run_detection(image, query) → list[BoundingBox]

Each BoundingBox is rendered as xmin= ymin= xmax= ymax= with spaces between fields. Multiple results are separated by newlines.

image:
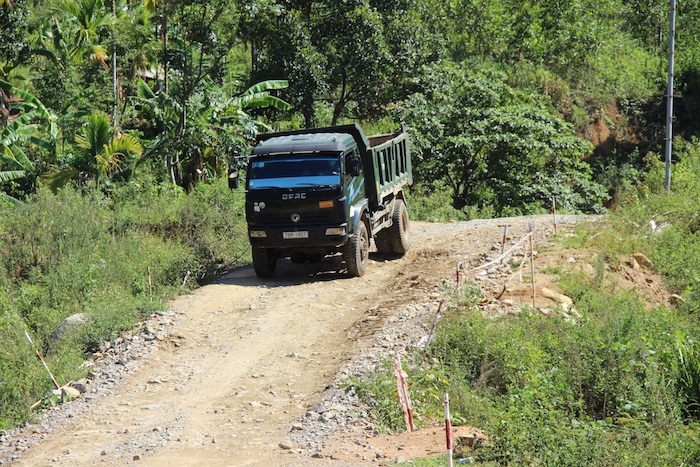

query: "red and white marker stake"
xmin=25 ymin=331 xmax=60 ymax=391
xmin=394 ymin=353 xmax=415 ymax=432
xmin=444 ymin=392 xmax=453 ymax=467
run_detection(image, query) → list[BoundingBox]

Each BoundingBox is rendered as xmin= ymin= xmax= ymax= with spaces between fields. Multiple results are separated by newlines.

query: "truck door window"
xmin=345 ymin=153 xmax=362 ymax=177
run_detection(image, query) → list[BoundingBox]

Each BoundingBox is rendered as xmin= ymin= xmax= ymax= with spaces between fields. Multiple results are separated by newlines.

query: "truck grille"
xmin=256 ymin=212 xmax=334 ymax=227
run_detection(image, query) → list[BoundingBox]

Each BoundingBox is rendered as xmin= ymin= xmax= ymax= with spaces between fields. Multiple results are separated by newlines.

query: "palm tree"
xmin=45 ymin=111 xmax=142 ymax=189
xmin=73 ymin=111 xmax=143 ymax=187
xmin=77 ymin=111 xmax=143 ymax=181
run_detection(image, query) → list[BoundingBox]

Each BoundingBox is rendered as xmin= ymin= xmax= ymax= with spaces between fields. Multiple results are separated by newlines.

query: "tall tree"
xmin=0 ymin=0 xmax=29 ymax=62
xmin=399 ymin=63 xmax=605 ymax=214
xmin=152 ymin=0 xmax=241 ymax=185
xmin=249 ymin=0 xmax=443 ymax=127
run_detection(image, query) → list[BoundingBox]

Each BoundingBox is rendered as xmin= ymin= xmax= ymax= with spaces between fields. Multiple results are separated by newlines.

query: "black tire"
xmin=252 ymin=246 xmax=276 ymax=278
xmin=344 ymin=220 xmax=369 ymax=277
xmin=388 ymin=199 xmax=410 ymax=255
xmin=374 ymin=228 xmax=393 ymax=254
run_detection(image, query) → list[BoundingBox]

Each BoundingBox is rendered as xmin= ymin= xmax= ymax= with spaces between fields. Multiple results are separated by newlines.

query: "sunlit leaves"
xmin=229 ymin=80 xmax=291 ymax=111
xmin=51 ymin=0 xmax=115 ymax=66
xmin=400 ymin=63 xmax=604 ymax=214
xmin=56 ymin=111 xmax=144 ymax=186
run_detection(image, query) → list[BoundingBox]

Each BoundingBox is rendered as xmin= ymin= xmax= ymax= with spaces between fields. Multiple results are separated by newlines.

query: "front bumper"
xmin=248 ymin=223 xmax=349 ymax=248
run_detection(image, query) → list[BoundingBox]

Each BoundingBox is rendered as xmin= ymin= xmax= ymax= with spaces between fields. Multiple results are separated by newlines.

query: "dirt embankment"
xmin=0 ymin=215 xmax=671 ymax=467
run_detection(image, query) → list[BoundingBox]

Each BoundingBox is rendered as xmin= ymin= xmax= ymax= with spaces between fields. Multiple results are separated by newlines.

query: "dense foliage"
xmin=2 ymin=0 xmax=700 ymax=210
xmin=399 ymin=64 xmax=606 ymax=215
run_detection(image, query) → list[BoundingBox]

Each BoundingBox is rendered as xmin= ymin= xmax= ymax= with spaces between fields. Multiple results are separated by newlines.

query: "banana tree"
xmin=134 ymin=78 xmax=291 ymax=187
xmin=50 ymin=0 xmax=115 ymax=66
xmin=0 ymin=79 xmax=56 ymax=202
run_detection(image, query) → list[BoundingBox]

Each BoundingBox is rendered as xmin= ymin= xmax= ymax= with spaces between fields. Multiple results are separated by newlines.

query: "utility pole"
xmin=665 ymin=0 xmax=676 ymax=193
xmin=112 ymin=0 xmax=118 ymax=127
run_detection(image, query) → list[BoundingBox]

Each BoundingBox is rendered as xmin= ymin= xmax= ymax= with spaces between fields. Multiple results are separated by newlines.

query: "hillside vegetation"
xmin=354 ymin=145 xmax=700 ymax=466
xmin=2 ymin=2 xmax=700 ymax=463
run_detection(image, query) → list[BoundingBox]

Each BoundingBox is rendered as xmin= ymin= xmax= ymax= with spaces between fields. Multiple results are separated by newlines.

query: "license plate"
xmin=283 ymin=231 xmax=309 ymax=239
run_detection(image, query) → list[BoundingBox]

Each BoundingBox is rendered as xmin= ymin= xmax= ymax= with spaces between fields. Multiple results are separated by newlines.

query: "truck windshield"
xmin=247 ymin=155 xmax=342 ymax=189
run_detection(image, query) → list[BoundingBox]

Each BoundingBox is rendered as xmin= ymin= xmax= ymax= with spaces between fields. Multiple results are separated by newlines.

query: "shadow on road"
xmin=215 ymin=251 xmax=401 ymax=288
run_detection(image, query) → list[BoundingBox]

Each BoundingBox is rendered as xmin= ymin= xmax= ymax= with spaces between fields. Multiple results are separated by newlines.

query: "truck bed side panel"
xmin=366 ymin=132 xmax=412 ymax=207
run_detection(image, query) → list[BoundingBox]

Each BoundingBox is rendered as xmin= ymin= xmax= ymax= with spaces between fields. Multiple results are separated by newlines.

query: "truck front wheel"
xmin=344 ymin=220 xmax=369 ymax=277
xmin=252 ymin=247 xmax=277 ymax=278
xmin=388 ymin=199 xmax=410 ymax=255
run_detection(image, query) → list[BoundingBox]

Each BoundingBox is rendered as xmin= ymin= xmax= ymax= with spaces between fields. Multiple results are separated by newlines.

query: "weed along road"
xmin=5 ymin=216 xmax=580 ymax=467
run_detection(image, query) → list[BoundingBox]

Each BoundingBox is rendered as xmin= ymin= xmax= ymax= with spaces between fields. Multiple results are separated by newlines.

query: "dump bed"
xmin=366 ymin=130 xmax=412 ymax=207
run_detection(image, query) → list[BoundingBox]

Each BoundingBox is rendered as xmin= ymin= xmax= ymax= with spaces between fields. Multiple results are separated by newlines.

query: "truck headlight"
xmin=325 ymin=227 xmax=346 ymax=236
xmin=249 ymin=230 xmax=267 ymax=238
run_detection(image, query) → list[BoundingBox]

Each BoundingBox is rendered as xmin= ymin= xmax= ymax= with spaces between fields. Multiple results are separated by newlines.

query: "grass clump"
xmin=0 ymin=176 xmax=249 ymax=429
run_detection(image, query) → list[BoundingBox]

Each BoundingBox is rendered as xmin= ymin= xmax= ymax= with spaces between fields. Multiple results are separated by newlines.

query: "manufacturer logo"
xmin=282 ymin=193 xmax=306 ymax=200
xmin=291 ymin=214 xmax=301 ymax=223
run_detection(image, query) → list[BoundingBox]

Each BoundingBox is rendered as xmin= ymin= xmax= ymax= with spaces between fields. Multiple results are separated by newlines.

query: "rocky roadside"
xmin=0 ymin=311 xmax=182 ymax=464
xmin=285 ymin=221 xmax=578 ymax=460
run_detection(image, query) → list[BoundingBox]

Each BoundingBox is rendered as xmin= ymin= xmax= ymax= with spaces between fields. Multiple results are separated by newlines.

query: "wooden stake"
xmin=394 ymin=353 xmax=415 ymax=432
xmin=529 ymin=222 xmax=536 ymax=308
xmin=424 ymin=301 xmax=444 ymax=352
xmin=148 ymin=267 xmax=153 ymax=301
xmin=444 ymin=393 xmax=454 ymax=467
xmin=500 ymin=225 xmax=510 ymax=263
xmin=25 ymin=331 xmax=60 ymax=390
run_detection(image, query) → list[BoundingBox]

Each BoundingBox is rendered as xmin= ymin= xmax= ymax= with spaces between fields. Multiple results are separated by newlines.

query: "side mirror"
xmin=228 ymin=168 xmax=239 ymax=189
xmin=347 ymin=157 xmax=361 ymax=177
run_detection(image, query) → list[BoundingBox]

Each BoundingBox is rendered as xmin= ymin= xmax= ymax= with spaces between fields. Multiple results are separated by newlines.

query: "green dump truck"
xmin=232 ymin=124 xmax=412 ymax=278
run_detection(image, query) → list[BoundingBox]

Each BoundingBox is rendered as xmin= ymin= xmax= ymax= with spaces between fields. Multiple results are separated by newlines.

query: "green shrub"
xmin=406 ymin=182 xmax=471 ymax=222
xmin=0 ymin=176 xmax=250 ymax=429
xmin=353 ymin=273 xmax=698 ymax=465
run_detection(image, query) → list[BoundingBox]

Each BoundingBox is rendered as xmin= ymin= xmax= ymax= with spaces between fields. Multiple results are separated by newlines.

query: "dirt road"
xmin=3 ymin=215 xmax=580 ymax=467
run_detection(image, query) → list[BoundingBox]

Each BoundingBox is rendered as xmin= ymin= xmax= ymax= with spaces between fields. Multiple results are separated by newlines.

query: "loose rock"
xmin=540 ymin=287 xmax=573 ymax=306
xmin=279 ymin=440 xmax=294 ymax=450
xmin=632 ymin=253 xmax=653 ymax=269
xmin=50 ymin=313 xmax=88 ymax=344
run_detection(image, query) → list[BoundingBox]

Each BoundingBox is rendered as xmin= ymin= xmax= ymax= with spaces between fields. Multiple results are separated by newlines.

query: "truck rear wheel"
xmin=388 ymin=199 xmax=410 ymax=255
xmin=252 ymin=246 xmax=277 ymax=278
xmin=344 ymin=220 xmax=369 ymax=277
xmin=374 ymin=229 xmax=393 ymax=254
